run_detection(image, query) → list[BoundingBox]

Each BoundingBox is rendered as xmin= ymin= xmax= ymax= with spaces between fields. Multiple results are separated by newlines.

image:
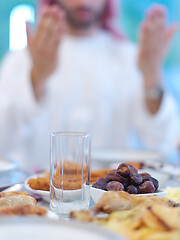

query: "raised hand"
xmin=138 ymin=4 xmax=178 ymax=90
xmin=27 ymin=5 xmax=67 ymax=100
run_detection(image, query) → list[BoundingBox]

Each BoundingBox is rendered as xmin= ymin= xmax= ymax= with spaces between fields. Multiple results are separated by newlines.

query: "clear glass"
xmin=50 ymin=132 xmax=91 ymax=218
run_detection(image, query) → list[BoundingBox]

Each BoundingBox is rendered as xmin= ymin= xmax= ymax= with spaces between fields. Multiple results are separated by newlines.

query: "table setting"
xmin=0 ymin=132 xmax=180 ymax=240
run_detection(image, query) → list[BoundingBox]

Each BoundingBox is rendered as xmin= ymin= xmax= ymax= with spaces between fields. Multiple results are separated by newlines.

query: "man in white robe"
xmin=0 ymin=0 xmax=179 ymax=169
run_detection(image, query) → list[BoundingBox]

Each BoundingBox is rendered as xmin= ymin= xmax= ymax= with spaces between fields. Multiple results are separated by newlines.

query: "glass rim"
xmin=51 ymin=131 xmax=90 ymax=138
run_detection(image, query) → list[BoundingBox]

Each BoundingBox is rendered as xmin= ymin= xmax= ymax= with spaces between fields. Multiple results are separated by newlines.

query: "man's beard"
xmin=58 ymin=4 xmax=105 ymax=29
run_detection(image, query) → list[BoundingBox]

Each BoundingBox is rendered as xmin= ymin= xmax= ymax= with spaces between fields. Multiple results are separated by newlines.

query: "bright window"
xmin=9 ymin=4 xmax=35 ymax=51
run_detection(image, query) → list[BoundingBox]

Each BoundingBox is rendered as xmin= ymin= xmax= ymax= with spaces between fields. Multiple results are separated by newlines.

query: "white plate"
xmin=24 ymin=174 xmax=50 ymax=202
xmin=25 ymin=174 xmax=89 ymax=202
xmin=0 ymin=159 xmax=18 ymax=173
xmin=90 ymin=187 xmax=166 ymax=203
xmin=91 ymin=150 xmax=163 ymax=169
xmin=0 ymin=218 xmax=122 ymax=240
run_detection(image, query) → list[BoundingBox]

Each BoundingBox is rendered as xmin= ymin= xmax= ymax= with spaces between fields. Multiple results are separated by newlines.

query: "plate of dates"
xmin=91 ymin=163 xmax=166 ymax=203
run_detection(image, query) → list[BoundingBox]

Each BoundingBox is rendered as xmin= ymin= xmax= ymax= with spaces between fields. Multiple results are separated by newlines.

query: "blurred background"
xmin=0 ymin=0 xmax=180 ymax=110
xmin=0 ymin=0 xmax=179 ymax=187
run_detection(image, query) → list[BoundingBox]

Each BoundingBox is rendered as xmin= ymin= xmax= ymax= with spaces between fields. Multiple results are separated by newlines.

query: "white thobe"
xmin=0 ymin=31 xmax=179 ymax=169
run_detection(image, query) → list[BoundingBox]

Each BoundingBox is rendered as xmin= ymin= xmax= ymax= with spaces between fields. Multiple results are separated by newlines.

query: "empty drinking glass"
xmin=50 ymin=132 xmax=91 ymax=218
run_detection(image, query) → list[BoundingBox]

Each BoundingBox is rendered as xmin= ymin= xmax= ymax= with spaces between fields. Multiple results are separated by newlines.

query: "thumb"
xmin=165 ymin=23 xmax=179 ymax=43
xmin=26 ymin=21 xmax=33 ymax=47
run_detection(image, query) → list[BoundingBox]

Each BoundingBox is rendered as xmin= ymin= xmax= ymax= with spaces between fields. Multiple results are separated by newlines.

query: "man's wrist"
xmin=31 ymin=67 xmax=46 ymax=84
xmin=145 ymin=86 xmax=164 ymax=100
xmin=143 ymin=70 xmax=164 ymax=100
xmin=31 ymin=67 xmax=46 ymax=100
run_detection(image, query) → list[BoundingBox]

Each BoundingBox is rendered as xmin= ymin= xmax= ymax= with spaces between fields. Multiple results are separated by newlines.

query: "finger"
xmin=36 ymin=15 xmax=65 ymax=56
xmin=39 ymin=5 xmax=49 ymax=17
xmin=33 ymin=4 xmax=66 ymax=55
xmin=45 ymin=21 xmax=61 ymax=44
xmin=44 ymin=16 xmax=67 ymax=52
xmin=147 ymin=5 xmax=166 ymax=29
xmin=146 ymin=4 xmax=166 ymax=20
xmin=153 ymin=15 xmax=166 ymax=50
xmin=46 ymin=27 xmax=61 ymax=53
xmin=34 ymin=9 xmax=60 ymax=43
xmin=36 ymin=5 xmax=65 ymax=36
xmin=42 ymin=4 xmax=65 ymax=20
xmin=26 ymin=21 xmax=32 ymax=47
xmin=146 ymin=9 xmax=166 ymax=52
xmin=35 ymin=16 xmax=56 ymax=49
xmin=50 ymin=5 xmax=66 ymax=19
xmin=146 ymin=4 xmax=166 ymax=41
xmin=147 ymin=4 xmax=167 ymax=36
xmin=165 ymin=23 xmax=179 ymax=43
xmin=140 ymin=22 xmax=154 ymax=51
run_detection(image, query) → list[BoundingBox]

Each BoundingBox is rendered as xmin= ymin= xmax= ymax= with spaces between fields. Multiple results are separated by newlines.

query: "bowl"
xmin=90 ymin=186 xmax=166 ymax=203
xmin=25 ymin=174 xmax=89 ymax=202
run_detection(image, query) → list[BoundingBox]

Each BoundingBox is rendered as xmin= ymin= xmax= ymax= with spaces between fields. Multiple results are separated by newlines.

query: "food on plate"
xmin=91 ymin=191 xmax=180 ymax=214
xmin=0 ymin=191 xmax=29 ymax=198
xmin=28 ymin=176 xmax=50 ymax=191
xmin=0 ymin=195 xmax=36 ymax=207
xmin=105 ymin=205 xmax=180 ymax=240
xmin=0 ymin=191 xmax=36 ymax=207
xmin=92 ymin=178 xmax=107 ymax=191
xmin=71 ymin=191 xmax=180 ymax=240
xmin=0 ymin=205 xmax=47 ymax=216
xmin=166 ymin=187 xmax=180 ymax=203
xmin=137 ymin=181 xmax=155 ymax=194
xmin=27 ymin=162 xmax=145 ymax=193
xmin=27 ymin=162 xmax=112 ymax=191
xmin=0 ymin=191 xmax=47 ymax=216
xmin=107 ymin=181 xmax=124 ymax=191
xmin=140 ymin=172 xmax=151 ymax=182
xmin=106 ymin=170 xmax=129 ymax=187
xmin=126 ymin=185 xmax=138 ymax=194
xmin=91 ymin=168 xmax=112 ymax=184
xmin=52 ymin=175 xmax=83 ymax=190
xmin=28 ymin=174 xmax=87 ymax=191
xmin=92 ymin=163 xmax=159 ymax=194
xmin=117 ymin=163 xmax=131 ymax=177
xmin=52 ymin=164 xmax=88 ymax=190
xmin=129 ymin=172 xmax=143 ymax=185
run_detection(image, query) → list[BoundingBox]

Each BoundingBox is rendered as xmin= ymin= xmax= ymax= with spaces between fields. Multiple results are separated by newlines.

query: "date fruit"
xmin=106 ymin=170 xmax=129 ymax=187
xmin=92 ymin=163 xmax=159 ymax=195
xmin=150 ymin=177 xmax=159 ymax=191
xmin=92 ymin=182 xmax=99 ymax=189
xmin=140 ymin=173 xmax=152 ymax=182
xmin=129 ymin=165 xmax=138 ymax=174
xmin=129 ymin=173 xmax=143 ymax=186
xmin=117 ymin=163 xmax=130 ymax=177
xmin=138 ymin=181 xmax=155 ymax=194
xmin=126 ymin=185 xmax=138 ymax=194
xmin=95 ymin=178 xmax=107 ymax=190
xmin=107 ymin=181 xmax=124 ymax=191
